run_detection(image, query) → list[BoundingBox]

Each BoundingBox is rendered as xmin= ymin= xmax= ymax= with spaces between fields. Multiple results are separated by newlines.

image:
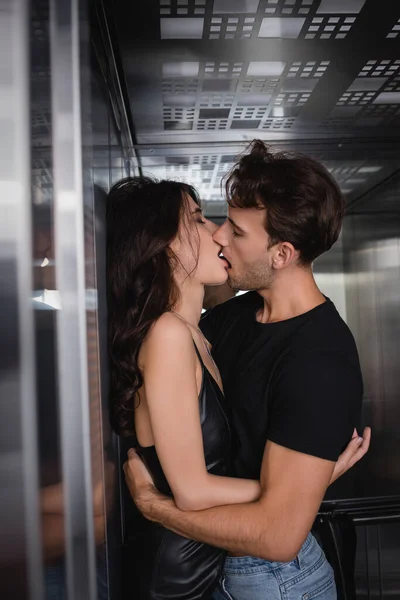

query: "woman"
xmin=106 ymin=177 xmax=260 ymax=599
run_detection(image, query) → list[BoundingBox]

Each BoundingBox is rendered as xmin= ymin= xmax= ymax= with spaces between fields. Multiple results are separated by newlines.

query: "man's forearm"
xmin=145 ymin=490 xmax=290 ymax=562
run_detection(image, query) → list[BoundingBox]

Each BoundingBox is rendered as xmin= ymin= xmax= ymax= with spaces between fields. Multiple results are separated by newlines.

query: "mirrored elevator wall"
xmin=343 ymin=172 xmax=400 ymax=500
xmin=314 ymin=167 xmax=400 ymax=501
xmin=342 ymin=173 xmax=400 ymax=599
xmin=314 ymin=169 xmax=400 ymax=599
xmin=312 ymin=167 xmax=400 ymax=493
xmin=29 ymin=1 xmax=132 ymax=599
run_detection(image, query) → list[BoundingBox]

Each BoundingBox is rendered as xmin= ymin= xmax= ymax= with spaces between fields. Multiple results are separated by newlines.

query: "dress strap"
xmin=192 ymin=337 xmax=205 ymax=367
xmin=170 ymin=310 xmax=205 ymax=367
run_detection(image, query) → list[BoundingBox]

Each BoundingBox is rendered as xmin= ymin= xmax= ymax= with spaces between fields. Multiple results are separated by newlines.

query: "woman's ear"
xmin=168 ymin=234 xmax=181 ymax=256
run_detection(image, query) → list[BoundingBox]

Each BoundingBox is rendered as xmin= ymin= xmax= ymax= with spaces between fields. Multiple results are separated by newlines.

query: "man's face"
xmin=213 ymin=206 xmax=275 ymax=291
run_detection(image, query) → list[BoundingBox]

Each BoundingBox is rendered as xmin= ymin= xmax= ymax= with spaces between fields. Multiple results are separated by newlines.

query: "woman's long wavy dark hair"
xmin=106 ymin=176 xmax=201 ymax=437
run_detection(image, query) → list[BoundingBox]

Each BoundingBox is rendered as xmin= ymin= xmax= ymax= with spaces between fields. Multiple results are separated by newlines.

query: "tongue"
xmin=220 ymin=256 xmax=231 ymax=267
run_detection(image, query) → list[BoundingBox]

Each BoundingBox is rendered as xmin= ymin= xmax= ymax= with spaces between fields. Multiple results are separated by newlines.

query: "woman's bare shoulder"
xmin=143 ymin=312 xmax=193 ymax=354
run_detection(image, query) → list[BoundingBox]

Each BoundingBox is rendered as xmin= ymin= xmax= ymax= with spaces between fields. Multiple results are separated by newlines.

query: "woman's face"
xmin=171 ymin=195 xmax=229 ymax=287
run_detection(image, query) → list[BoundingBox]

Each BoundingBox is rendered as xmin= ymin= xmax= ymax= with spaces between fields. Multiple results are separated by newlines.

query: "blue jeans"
xmin=212 ymin=533 xmax=336 ymax=600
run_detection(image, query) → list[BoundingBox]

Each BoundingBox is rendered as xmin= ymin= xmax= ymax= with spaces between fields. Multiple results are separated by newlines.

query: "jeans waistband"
xmin=223 ymin=532 xmax=314 ymax=573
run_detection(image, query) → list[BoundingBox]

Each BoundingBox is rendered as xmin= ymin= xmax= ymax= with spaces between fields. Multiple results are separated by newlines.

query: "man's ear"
xmin=272 ymin=242 xmax=299 ymax=269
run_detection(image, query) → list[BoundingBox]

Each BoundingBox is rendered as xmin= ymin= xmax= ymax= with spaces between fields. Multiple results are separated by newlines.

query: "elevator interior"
xmin=111 ymin=2 xmax=400 ymax=597
xmin=1 ymin=0 xmax=399 ymax=599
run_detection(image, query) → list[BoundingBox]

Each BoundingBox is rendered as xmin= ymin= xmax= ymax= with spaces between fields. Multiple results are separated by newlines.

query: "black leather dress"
xmin=133 ymin=344 xmax=232 ymax=600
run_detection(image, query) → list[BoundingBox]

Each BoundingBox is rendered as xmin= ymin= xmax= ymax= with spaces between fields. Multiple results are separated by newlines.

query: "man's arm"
xmin=124 ymin=429 xmax=370 ymax=562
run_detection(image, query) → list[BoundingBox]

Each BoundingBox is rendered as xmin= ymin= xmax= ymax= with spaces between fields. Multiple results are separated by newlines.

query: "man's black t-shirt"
xmin=200 ymin=292 xmax=363 ymax=479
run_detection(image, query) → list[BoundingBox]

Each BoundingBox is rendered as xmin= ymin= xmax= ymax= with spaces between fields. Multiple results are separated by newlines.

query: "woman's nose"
xmin=206 ymin=219 xmax=219 ymax=235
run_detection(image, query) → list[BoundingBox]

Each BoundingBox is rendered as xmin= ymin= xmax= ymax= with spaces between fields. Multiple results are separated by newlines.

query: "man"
xmin=124 ymin=140 xmax=371 ymax=599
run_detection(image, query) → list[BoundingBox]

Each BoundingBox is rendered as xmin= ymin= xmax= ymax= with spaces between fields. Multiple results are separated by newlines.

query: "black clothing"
xmin=134 ymin=344 xmax=231 ymax=600
xmin=200 ymin=292 xmax=363 ymax=480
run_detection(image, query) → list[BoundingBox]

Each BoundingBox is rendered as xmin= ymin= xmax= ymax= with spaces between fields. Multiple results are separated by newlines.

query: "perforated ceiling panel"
xmin=113 ymin=0 xmax=400 ymax=214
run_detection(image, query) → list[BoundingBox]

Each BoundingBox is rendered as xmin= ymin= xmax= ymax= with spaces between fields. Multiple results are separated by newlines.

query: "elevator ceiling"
xmin=111 ymin=1 xmax=400 ymax=216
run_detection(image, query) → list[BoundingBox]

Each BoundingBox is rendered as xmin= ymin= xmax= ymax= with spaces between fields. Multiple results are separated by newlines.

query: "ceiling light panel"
xmin=317 ymin=0 xmax=366 ymax=14
xmin=161 ymin=56 xmax=331 ymax=132
xmin=258 ymin=17 xmax=306 ymax=38
xmin=327 ymin=60 xmax=400 ymax=128
xmin=160 ymin=17 xmax=204 ymax=38
xmin=386 ymin=17 xmax=400 ymax=39
xmin=305 ymin=15 xmax=356 ymax=39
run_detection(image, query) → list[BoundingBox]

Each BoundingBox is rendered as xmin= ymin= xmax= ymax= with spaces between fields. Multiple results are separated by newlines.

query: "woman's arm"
xmin=140 ymin=313 xmax=261 ymax=511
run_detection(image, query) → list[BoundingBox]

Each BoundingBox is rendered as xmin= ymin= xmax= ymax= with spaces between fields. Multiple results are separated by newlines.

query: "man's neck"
xmin=256 ymin=269 xmax=326 ymax=324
